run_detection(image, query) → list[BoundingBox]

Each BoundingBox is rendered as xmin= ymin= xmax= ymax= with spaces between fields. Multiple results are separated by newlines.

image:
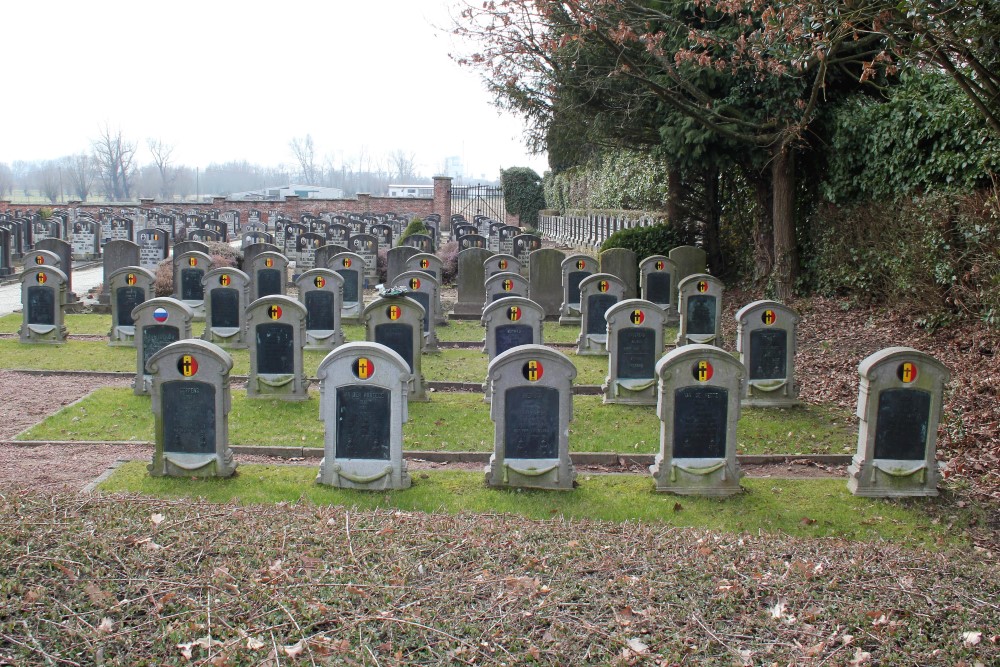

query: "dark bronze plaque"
xmin=337 ymin=269 xmax=359 ymax=302
xmin=210 ymin=288 xmax=240 ymax=329
xmin=749 ymin=329 xmax=787 ymax=380
xmin=142 ymin=324 xmax=179 ymax=371
xmin=495 ymin=324 xmax=533 ymax=356
xmin=305 ymin=291 xmax=335 ymax=331
xmin=566 ymin=270 xmax=589 ymax=304
xmin=375 ymin=322 xmax=414 ymax=372
xmin=646 ymin=272 xmax=671 ymax=304
xmin=504 ymin=385 xmax=559 ymax=459
xmin=336 ymin=386 xmax=391 ymax=459
xmin=586 ymin=294 xmax=617 ymax=335
xmin=686 ymin=295 xmax=716 ymax=335
xmin=256 ymin=268 xmax=282 ymax=299
xmin=255 ymin=323 xmax=294 ymax=374
xmin=115 ymin=286 xmax=145 ymax=327
xmin=874 ymin=388 xmax=930 ymax=460
xmin=162 ymin=381 xmax=216 ymax=454
xmin=27 ymin=286 xmax=55 ymax=325
xmin=180 ymin=268 xmax=204 ymax=300
xmin=673 ymin=386 xmax=728 ymax=458
xmin=616 ymin=328 xmax=656 ymax=380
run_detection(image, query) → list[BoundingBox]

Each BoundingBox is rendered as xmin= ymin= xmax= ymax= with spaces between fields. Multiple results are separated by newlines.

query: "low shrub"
xmin=599 ymin=222 xmax=687 ymax=261
xmin=438 ymin=241 xmax=459 ymax=285
xmin=153 ymin=259 xmax=173 ymax=297
xmin=398 ymin=218 xmax=428 ymax=245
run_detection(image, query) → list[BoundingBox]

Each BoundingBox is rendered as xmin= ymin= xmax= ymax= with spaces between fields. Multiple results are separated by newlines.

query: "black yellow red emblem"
xmin=36 ymin=272 xmax=47 ymax=284
xmin=522 ymin=359 xmax=544 ymax=381
xmin=498 ymin=259 xmax=507 ymax=269
xmin=126 ymin=273 xmax=137 ymax=286
xmin=267 ymin=304 xmax=282 ymax=320
xmin=219 ymin=274 xmax=231 ymax=287
xmin=897 ymin=362 xmax=918 ymax=383
xmin=264 ymin=257 xmax=274 ymax=268
xmin=502 ymin=279 xmax=514 ymax=291
xmin=507 ymin=306 xmax=522 ymax=321
xmin=420 ymin=258 xmax=430 ymax=269
xmin=693 ymin=360 xmax=714 ymax=382
xmin=697 ymin=280 xmax=709 ymax=293
xmin=387 ymin=304 xmax=402 ymax=320
xmin=178 ymin=354 xmax=198 ymax=377
xmin=409 ymin=277 xmax=421 ymax=289
xmin=314 ymin=275 xmax=326 ymax=288
xmin=762 ymin=309 xmax=776 ymax=325
xmin=343 ymin=258 xmax=352 ymax=268
xmin=576 ymin=259 xmax=586 ymax=269
xmin=598 ymin=280 xmax=609 ymax=292
xmin=188 ymin=257 xmax=198 ymax=267
xmin=34 ymin=255 xmax=44 ymax=265
xmin=630 ymin=309 xmax=645 ymax=325
xmin=352 ymin=357 xmax=374 ymax=380
xmin=655 ymin=260 xmax=665 ymax=270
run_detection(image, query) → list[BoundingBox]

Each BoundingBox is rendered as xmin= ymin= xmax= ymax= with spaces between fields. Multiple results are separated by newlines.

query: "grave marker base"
xmin=602 ymin=378 xmax=658 ymax=405
xmin=846 ymin=458 xmax=940 ymax=497
xmin=485 ymin=456 xmax=576 ymax=490
xmin=649 ymin=456 xmax=743 ymax=496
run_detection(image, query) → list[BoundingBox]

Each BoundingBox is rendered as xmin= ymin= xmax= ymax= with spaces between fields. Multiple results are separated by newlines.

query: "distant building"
xmin=228 ymin=184 xmax=345 ymax=201
xmin=387 ymin=184 xmax=434 ymax=198
xmin=444 ymin=156 xmax=463 ymax=180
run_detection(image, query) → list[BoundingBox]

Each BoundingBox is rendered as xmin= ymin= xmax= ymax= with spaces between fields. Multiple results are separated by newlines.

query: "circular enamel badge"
xmin=188 ymin=257 xmax=198 ymax=267
xmin=655 ymin=260 xmax=665 ymax=270
xmin=692 ymin=360 xmax=714 ymax=382
xmin=897 ymin=362 xmax=918 ymax=383
xmin=264 ymin=257 xmax=274 ymax=268
xmin=314 ymin=275 xmax=326 ymax=288
xmin=219 ymin=274 xmax=231 ymax=287
xmin=502 ymin=279 xmax=514 ymax=292
xmin=387 ymin=304 xmax=402 ymax=320
xmin=697 ymin=280 xmax=709 ymax=293
xmin=598 ymin=280 xmax=610 ymax=292
xmin=420 ymin=258 xmax=430 ymax=269
xmin=522 ymin=360 xmax=544 ymax=381
xmin=630 ymin=309 xmax=645 ymax=325
xmin=409 ymin=277 xmax=421 ymax=290
xmin=498 ymin=259 xmax=508 ymax=270
xmin=507 ymin=306 xmax=522 ymax=321
xmin=267 ymin=304 xmax=282 ymax=320
xmin=343 ymin=258 xmax=352 ymax=268
xmin=153 ymin=307 xmax=169 ymax=323
xmin=762 ymin=309 xmax=777 ymax=326
xmin=34 ymin=255 xmax=45 ymax=265
xmin=178 ymin=354 xmax=199 ymax=377
xmin=36 ymin=272 xmax=47 ymax=284
xmin=576 ymin=259 xmax=586 ymax=269
xmin=352 ymin=357 xmax=375 ymax=380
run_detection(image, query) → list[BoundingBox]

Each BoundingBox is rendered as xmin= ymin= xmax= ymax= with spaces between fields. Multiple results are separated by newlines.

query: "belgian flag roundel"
xmin=219 ymin=274 xmax=231 ymax=287
xmin=420 ymin=258 xmax=430 ymax=269
xmin=692 ymin=360 xmax=714 ymax=382
xmin=264 ymin=257 xmax=274 ymax=268
xmin=34 ymin=255 xmax=44 ymax=265
xmin=897 ymin=362 xmax=918 ymax=383
xmin=314 ymin=275 xmax=326 ymax=288
xmin=522 ymin=359 xmax=544 ymax=381
xmin=126 ymin=273 xmax=137 ymax=286
xmin=387 ymin=304 xmax=402 ymax=320
xmin=267 ymin=304 xmax=282 ymax=320
xmin=409 ymin=277 xmax=421 ymax=290
xmin=655 ymin=260 xmax=665 ymax=270
xmin=598 ymin=280 xmax=609 ymax=292
xmin=630 ymin=309 xmax=645 ymax=325
xmin=352 ymin=356 xmax=375 ymax=380
xmin=498 ymin=259 xmax=508 ymax=270
xmin=343 ymin=258 xmax=352 ymax=268
xmin=507 ymin=305 xmax=522 ymax=321
xmin=36 ymin=272 xmax=47 ymax=284
xmin=576 ymin=259 xmax=586 ymax=269
xmin=178 ymin=354 xmax=198 ymax=377
xmin=502 ymin=279 xmax=514 ymax=292
xmin=762 ymin=309 xmax=777 ymax=326
xmin=697 ymin=280 xmax=709 ymax=293
xmin=188 ymin=256 xmax=198 ymax=267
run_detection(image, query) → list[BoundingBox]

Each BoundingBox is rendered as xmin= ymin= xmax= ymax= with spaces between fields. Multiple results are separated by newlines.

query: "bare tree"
xmin=92 ymin=124 xmax=138 ymax=201
xmin=64 ymin=153 xmax=94 ymax=202
xmin=38 ymin=161 xmax=62 ymax=203
xmin=0 ymin=162 xmax=12 ymax=198
xmin=147 ymin=139 xmax=177 ymax=199
xmin=388 ymin=149 xmax=417 ymax=182
xmin=289 ymin=134 xmax=318 ymax=184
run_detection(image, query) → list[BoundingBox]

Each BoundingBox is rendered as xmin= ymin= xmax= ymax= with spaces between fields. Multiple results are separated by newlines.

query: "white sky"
xmin=2 ymin=0 xmax=548 ymax=181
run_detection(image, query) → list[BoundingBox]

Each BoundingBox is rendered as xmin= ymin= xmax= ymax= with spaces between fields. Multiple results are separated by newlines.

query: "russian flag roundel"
xmin=153 ymin=307 xmax=169 ymax=323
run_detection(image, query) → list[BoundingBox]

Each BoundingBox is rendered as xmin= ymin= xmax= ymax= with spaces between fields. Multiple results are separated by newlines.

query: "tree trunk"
xmin=752 ymin=172 xmax=774 ymax=287
xmin=666 ymin=164 xmax=682 ymax=232
xmin=771 ymin=143 xmax=799 ymax=301
xmin=702 ymin=167 xmax=724 ymax=275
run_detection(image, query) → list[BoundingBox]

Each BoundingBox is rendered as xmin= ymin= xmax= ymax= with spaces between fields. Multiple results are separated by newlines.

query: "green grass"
xmin=98 ymin=461 xmax=965 ymax=548
xmin=17 ymin=387 xmax=854 ymax=455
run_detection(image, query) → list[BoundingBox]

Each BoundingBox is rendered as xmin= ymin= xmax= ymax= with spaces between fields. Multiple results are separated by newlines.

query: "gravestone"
xmin=70 ymin=220 xmax=101 ymax=260
xmin=454 ymin=223 xmax=477 ymax=240
xmin=245 ymin=295 xmax=310 ymax=400
xmin=403 ymin=253 xmax=443 ymax=285
xmin=315 ymin=244 xmax=348 ymax=273
xmin=669 ymin=245 xmax=708 ymax=285
xmin=512 ymin=234 xmax=542 ymax=276
xmin=35 ymin=238 xmax=75 ymax=301
xmin=136 ymin=228 xmax=170 ymax=271
xmin=248 ymin=250 xmax=288 ymax=301
xmin=283 ymin=222 xmax=307 ymax=259
xmin=639 ymin=255 xmax=679 ymax=325
xmin=391 ymin=271 xmax=442 ymax=352
xmin=676 ymin=274 xmax=724 ymax=346
xmin=0 ymin=227 xmax=11 ymax=277
xmin=576 ymin=273 xmax=627 ymax=355
xmin=485 ymin=345 xmax=577 ymax=490
xmin=599 ymin=248 xmax=638 ymax=299
xmin=481 ymin=296 xmax=545 ymax=360
xmin=386 ymin=246 xmax=419 ymax=285
xmin=458 ymin=233 xmax=488 ymax=251
xmin=171 ymin=240 xmax=210 ymax=293
xmin=735 ymin=300 xmax=800 ymax=407
xmin=484 ymin=254 xmax=521 ymax=281
xmin=173 ymin=251 xmax=214 ymax=319
xmin=100 ymin=240 xmax=140 ymax=305
xmin=316 ymin=342 xmax=412 ymax=490
xmin=132 ymin=297 xmax=195 ymax=395
xmin=331 ymin=252 xmax=366 ymax=320
xmin=527 ymin=248 xmax=564 ymax=320
xmin=295 ymin=268 xmax=345 ymax=350
xmin=19 ymin=266 xmax=68 ymax=344
xmin=370 ymin=223 xmax=393 ymax=253
xmin=242 ymin=230 xmax=274 ymax=248
xmin=485 ymin=271 xmax=528 ymax=305
xmin=848 ymin=348 xmax=950 ymax=497
xmin=326 ymin=222 xmax=350 ymax=247
xmin=295 ymin=232 xmax=325 ymax=271
xmin=452 ymin=247 xmax=493 ymax=318
xmin=603 ymin=299 xmax=667 ymax=405
xmin=187 ymin=228 xmax=220 ymax=243
xmin=349 ymin=233 xmax=379 ymax=286
xmin=202 ymin=267 xmax=250 ymax=349
xmin=108 ymin=266 xmax=155 ymax=346
xmin=109 ymin=217 xmax=134 ymax=242
xmin=147 ymin=339 xmax=236 ymax=478
xmin=558 ymin=254 xmax=596 ymax=325
xmin=27 ymin=249 xmax=61 ymax=268
xmin=362 ymin=296 xmax=427 ymax=401
xmin=403 ymin=233 xmax=434 ymax=253
xmin=498 ymin=225 xmax=520 ymax=256
xmin=650 ymin=344 xmax=745 ymax=495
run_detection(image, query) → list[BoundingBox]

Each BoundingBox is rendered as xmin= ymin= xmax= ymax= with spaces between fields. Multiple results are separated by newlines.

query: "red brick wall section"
xmin=433 ymin=176 xmax=452 ymax=224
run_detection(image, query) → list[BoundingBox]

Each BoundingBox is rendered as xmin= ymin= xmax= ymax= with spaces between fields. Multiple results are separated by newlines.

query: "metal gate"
xmin=451 ymin=184 xmax=506 ymax=222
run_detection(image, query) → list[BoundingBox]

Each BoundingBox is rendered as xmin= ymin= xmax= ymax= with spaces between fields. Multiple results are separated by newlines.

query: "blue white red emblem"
xmin=153 ymin=307 xmax=169 ymax=323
